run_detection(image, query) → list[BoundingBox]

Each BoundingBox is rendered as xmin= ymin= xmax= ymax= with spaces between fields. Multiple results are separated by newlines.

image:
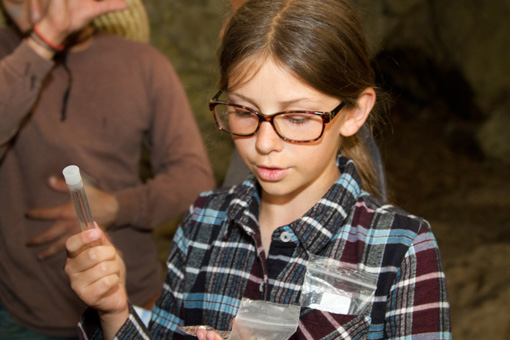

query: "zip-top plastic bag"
xmin=300 ymin=254 xmax=378 ymax=315
xmin=229 ymin=298 xmax=301 ymax=340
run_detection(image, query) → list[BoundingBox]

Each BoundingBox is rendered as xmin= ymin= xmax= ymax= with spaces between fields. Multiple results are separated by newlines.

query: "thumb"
xmin=91 ymin=223 xmax=118 ymax=251
xmin=98 ymin=224 xmax=114 ymax=247
xmin=48 ymin=176 xmax=69 ymax=192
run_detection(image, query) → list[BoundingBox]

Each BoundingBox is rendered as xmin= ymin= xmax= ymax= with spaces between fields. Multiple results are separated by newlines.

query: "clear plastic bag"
xmin=228 ymin=298 xmax=301 ymax=340
xmin=300 ymin=254 xmax=377 ymax=315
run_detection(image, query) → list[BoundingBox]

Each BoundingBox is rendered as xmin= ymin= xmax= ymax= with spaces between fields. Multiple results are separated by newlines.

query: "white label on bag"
xmin=309 ymin=292 xmax=352 ymax=314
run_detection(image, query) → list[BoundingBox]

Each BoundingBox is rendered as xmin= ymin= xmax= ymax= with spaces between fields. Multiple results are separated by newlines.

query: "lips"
xmin=256 ymin=165 xmax=289 ymax=181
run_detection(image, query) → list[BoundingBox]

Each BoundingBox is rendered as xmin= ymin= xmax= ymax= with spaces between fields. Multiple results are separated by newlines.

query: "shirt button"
xmin=280 ymin=231 xmax=292 ymax=242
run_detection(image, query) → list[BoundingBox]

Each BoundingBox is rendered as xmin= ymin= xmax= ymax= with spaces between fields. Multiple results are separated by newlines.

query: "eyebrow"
xmin=227 ymin=93 xmax=320 ymax=110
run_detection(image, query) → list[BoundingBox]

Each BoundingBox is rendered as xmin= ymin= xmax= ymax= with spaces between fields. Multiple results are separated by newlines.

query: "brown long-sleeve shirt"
xmin=0 ymin=27 xmax=215 ymax=337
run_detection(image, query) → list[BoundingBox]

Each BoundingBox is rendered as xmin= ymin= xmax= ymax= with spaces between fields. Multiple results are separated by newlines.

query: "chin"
xmin=258 ymin=179 xmax=299 ymax=199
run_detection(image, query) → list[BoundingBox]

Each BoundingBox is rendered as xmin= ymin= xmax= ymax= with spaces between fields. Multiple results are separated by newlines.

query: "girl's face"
xmin=230 ymin=58 xmax=348 ymax=205
xmin=1 ymin=0 xmax=47 ymax=33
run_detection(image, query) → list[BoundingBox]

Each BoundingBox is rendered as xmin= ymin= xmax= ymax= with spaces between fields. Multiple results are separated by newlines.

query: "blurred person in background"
xmin=0 ymin=0 xmax=214 ymax=339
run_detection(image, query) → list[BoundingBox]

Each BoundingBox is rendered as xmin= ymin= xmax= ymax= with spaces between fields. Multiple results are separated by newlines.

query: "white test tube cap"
xmin=62 ymin=165 xmax=84 ymax=190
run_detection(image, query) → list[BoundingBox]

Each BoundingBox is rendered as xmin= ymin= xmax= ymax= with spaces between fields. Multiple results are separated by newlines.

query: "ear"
xmin=339 ymin=88 xmax=376 ymax=137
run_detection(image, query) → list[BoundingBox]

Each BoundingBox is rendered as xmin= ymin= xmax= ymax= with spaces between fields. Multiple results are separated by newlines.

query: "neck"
xmin=259 ymin=191 xmax=318 ymax=233
xmin=258 ymin=164 xmax=341 ymax=237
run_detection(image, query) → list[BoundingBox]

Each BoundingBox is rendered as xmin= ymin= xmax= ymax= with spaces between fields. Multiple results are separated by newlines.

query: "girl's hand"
xmin=196 ymin=328 xmax=226 ymax=340
xmin=65 ymin=227 xmax=130 ymax=334
xmin=27 ymin=177 xmax=119 ymax=260
xmin=195 ymin=318 xmax=236 ymax=340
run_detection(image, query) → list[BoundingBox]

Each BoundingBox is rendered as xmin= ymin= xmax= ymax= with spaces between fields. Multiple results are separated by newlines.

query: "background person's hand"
xmin=26 ymin=176 xmax=119 ymax=260
xmin=33 ymin=0 xmax=128 ymax=44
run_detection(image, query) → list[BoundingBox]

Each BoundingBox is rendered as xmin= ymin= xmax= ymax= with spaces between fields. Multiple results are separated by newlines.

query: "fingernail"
xmin=88 ymin=228 xmax=101 ymax=239
xmin=197 ymin=332 xmax=204 ymax=340
xmin=48 ymin=176 xmax=57 ymax=184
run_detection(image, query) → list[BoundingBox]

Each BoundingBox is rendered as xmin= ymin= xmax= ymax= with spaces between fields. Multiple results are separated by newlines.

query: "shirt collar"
xmin=222 ymin=155 xmax=364 ymax=253
xmin=291 ymin=156 xmax=363 ymax=254
xmin=221 ymin=174 xmax=260 ymax=239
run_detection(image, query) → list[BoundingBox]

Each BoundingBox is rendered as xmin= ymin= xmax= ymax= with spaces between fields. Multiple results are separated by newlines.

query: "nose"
xmin=255 ymin=121 xmax=283 ymax=154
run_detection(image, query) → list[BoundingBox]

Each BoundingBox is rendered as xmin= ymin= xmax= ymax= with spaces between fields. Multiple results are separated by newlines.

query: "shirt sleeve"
xmin=77 ymin=208 xmax=195 ymax=339
xmin=112 ymin=52 xmax=215 ymax=230
xmin=385 ymin=221 xmax=452 ymax=339
xmin=78 ymin=305 xmax=152 ymax=340
xmin=0 ymin=39 xmax=54 ymax=158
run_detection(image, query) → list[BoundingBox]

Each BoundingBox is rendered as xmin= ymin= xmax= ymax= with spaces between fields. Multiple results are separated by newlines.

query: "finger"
xmin=196 ymin=329 xmax=226 ymax=340
xmin=196 ymin=329 xmax=206 ymax=340
xmin=65 ymin=227 xmax=103 ymax=257
xmin=98 ymin=226 xmax=116 ymax=248
xmin=27 ymin=220 xmax=77 ymax=246
xmin=36 ymin=234 xmax=68 ymax=260
xmin=26 ymin=205 xmax=64 ymax=220
xmin=48 ymin=176 xmax=69 ymax=192
xmin=71 ymin=271 xmax=121 ymax=308
xmin=67 ymin=250 xmax=120 ymax=287
xmin=37 ymin=237 xmax=66 ymax=261
xmin=29 ymin=0 xmax=43 ymax=23
xmin=65 ymin=244 xmax=118 ymax=274
xmin=77 ymin=0 xmax=128 ymax=22
xmin=206 ymin=330 xmax=224 ymax=340
xmin=94 ymin=0 xmax=128 ymax=13
xmin=67 ymin=247 xmax=122 ymax=289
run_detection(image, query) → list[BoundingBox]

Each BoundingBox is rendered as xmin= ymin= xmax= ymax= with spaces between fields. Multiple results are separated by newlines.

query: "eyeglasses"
xmin=209 ymin=90 xmax=345 ymax=143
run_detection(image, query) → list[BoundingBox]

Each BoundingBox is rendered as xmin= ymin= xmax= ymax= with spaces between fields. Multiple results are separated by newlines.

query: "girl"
xmin=65 ymin=0 xmax=451 ymax=339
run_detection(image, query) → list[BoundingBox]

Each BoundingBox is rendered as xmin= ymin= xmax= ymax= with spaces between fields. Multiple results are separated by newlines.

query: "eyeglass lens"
xmin=213 ymin=104 xmax=324 ymax=142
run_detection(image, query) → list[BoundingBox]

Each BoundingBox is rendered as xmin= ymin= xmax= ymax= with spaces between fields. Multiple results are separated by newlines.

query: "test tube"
xmin=62 ymin=165 xmax=95 ymax=231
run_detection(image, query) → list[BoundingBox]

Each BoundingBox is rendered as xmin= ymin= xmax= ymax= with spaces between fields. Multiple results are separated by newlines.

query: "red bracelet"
xmin=32 ymin=25 xmax=64 ymax=52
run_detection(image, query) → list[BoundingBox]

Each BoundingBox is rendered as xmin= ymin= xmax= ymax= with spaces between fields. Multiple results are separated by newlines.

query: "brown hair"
xmin=219 ymin=0 xmax=385 ymax=199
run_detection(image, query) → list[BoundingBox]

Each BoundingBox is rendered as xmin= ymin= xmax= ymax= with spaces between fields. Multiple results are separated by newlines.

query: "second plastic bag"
xmin=300 ymin=254 xmax=378 ymax=315
xmin=229 ymin=298 xmax=301 ymax=340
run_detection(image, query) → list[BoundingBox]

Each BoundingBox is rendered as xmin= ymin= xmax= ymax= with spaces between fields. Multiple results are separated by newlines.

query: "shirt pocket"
xmin=291 ymin=308 xmax=371 ymax=340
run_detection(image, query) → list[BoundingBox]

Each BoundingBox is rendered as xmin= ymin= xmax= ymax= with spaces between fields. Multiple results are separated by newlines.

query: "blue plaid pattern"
xmin=79 ymin=156 xmax=451 ymax=340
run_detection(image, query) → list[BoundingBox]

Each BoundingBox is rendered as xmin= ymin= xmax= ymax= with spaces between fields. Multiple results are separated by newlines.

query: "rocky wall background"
xmin=143 ymin=0 xmax=234 ymax=183
xmin=143 ymin=0 xmax=510 ymax=177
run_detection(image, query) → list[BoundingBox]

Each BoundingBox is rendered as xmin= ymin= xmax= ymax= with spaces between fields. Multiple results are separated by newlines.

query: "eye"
xmin=281 ymin=113 xmax=314 ymax=125
xmin=230 ymin=107 xmax=255 ymax=118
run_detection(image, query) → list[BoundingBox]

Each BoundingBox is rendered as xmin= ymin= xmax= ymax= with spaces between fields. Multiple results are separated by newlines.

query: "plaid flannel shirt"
xmin=80 ymin=156 xmax=451 ymax=340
